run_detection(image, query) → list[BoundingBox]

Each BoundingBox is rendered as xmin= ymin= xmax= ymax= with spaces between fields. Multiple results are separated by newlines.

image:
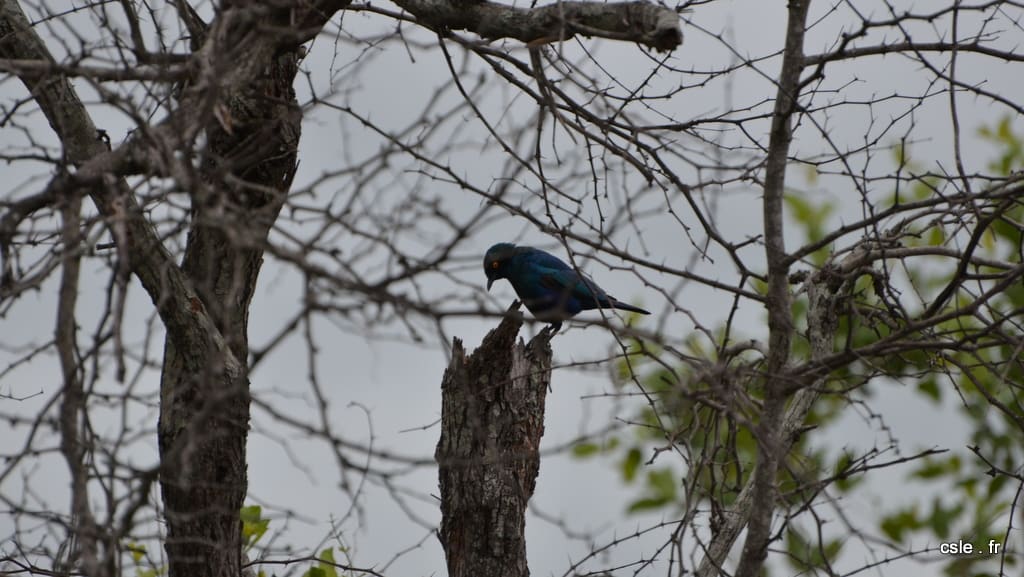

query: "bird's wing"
xmin=521 ymin=247 xmax=573 ymax=271
xmin=538 ymin=267 xmax=608 ymax=301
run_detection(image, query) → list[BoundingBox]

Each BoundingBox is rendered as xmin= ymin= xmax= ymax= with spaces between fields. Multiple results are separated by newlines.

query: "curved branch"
xmin=0 ymin=0 xmax=241 ymax=375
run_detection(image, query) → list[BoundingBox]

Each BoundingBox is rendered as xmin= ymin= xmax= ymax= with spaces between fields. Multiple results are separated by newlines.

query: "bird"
xmin=483 ymin=242 xmax=650 ymax=332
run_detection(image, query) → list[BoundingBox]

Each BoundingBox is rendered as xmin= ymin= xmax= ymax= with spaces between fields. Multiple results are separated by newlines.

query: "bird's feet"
xmin=540 ymin=321 xmax=562 ymax=337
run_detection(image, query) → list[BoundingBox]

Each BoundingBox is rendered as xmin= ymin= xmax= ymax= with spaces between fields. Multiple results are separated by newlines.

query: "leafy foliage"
xmin=576 ymin=117 xmax=1024 ymax=575
xmin=241 ymin=505 xmax=271 ymax=552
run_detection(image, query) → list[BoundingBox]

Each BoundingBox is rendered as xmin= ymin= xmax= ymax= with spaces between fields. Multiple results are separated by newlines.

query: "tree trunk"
xmin=157 ymin=43 xmax=302 ymax=577
xmin=436 ymin=309 xmax=553 ymax=577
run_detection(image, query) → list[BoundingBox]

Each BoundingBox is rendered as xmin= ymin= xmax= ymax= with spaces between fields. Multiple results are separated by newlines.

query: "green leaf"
xmin=126 ymin=543 xmax=146 ymax=564
xmin=317 ymin=548 xmax=339 ymax=577
xmin=832 ymin=452 xmax=862 ymax=492
xmin=988 ymin=473 xmax=1008 ymax=497
xmin=302 ymin=549 xmax=340 ymax=577
xmin=240 ymin=505 xmax=262 ymax=523
xmin=647 ymin=468 xmax=677 ymax=500
xmin=621 ymin=448 xmax=643 ymax=482
xmin=997 ymin=115 xmax=1012 ymax=140
xmin=785 ymin=527 xmax=811 ymax=570
xmin=916 ymin=379 xmax=941 ymax=403
xmin=893 ymin=141 xmax=908 ymax=165
xmin=823 ymin=539 xmax=843 ymax=562
xmin=627 ymin=496 xmax=672 ymax=513
xmin=880 ymin=507 xmax=920 ymax=542
xmin=572 ymin=442 xmax=600 ymax=458
xmin=913 ymin=458 xmax=950 ymax=480
xmin=926 ymin=498 xmax=963 ymax=540
xmin=784 ymin=194 xmax=834 ymax=246
xmin=240 ymin=505 xmax=270 ymax=549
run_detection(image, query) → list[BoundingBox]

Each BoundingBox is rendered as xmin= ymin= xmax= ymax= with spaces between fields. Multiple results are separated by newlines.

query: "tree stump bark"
xmin=436 ymin=305 xmax=553 ymax=577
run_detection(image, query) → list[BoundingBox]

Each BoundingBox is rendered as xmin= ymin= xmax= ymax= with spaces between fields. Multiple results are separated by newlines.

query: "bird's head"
xmin=483 ymin=243 xmax=517 ymax=290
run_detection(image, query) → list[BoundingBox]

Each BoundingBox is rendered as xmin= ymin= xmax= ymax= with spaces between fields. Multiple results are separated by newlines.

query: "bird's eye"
xmin=491 ymin=261 xmax=499 ymax=269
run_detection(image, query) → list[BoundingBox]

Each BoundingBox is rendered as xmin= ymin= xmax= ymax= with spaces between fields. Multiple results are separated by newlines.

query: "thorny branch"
xmin=1 ymin=0 xmax=1023 ymax=576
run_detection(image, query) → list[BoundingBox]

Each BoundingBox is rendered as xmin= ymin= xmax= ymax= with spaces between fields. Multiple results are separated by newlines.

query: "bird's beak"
xmin=487 ymin=278 xmax=494 ymax=291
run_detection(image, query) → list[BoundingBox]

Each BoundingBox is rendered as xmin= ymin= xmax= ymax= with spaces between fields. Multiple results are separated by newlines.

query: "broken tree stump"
xmin=436 ymin=305 xmax=554 ymax=577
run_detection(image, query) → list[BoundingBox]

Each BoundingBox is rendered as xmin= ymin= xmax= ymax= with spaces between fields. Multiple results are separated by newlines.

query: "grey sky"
xmin=2 ymin=0 xmax=1021 ymax=575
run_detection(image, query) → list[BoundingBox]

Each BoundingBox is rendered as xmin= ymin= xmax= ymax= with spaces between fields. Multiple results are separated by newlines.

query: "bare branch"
xmin=392 ymin=0 xmax=683 ymax=52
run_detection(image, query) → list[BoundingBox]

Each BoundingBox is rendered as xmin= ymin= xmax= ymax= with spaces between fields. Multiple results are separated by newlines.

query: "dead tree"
xmin=436 ymin=306 xmax=553 ymax=577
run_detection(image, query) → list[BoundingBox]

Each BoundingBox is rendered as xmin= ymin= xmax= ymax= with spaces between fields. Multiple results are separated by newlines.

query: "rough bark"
xmin=155 ymin=9 xmax=304 ymax=577
xmin=436 ymin=306 xmax=554 ymax=577
xmin=1 ymin=2 xmax=313 ymax=576
xmin=392 ymin=0 xmax=682 ymax=52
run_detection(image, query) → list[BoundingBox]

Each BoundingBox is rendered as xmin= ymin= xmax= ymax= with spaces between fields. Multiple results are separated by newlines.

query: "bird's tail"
xmin=611 ymin=299 xmax=651 ymax=315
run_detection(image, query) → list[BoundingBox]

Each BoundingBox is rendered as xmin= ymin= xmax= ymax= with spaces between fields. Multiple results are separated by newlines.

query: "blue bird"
xmin=484 ymin=243 xmax=650 ymax=331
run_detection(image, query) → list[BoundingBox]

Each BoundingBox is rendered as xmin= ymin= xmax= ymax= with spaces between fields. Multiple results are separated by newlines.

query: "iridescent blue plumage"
xmin=483 ymin=243 xmax=650 ymax=331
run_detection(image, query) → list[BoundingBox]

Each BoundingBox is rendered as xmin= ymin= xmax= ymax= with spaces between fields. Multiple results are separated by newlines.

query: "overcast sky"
xmin=1 ymin=0 xmax=1021 ymax=575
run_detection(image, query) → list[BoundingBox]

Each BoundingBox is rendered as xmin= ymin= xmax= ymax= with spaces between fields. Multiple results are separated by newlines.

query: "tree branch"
xmin=733 ymin=2 xmax=810 ymax=576
xmin=54 ymin=188 xmax=107 ymax=577
xmin=0 ymin=1 xmax=241 ymax=372
xmin=392 ymin=0 xmax=682 ymax=52
xmin=697 ymin=236 xmax=851 ymax=577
